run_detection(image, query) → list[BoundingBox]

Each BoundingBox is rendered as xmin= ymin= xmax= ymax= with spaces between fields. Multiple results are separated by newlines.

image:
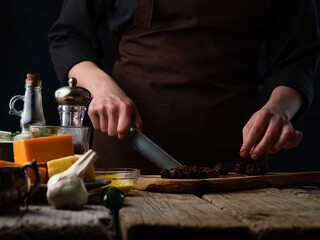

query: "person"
xmin=48 ymin=0 xmax=320 ymax=174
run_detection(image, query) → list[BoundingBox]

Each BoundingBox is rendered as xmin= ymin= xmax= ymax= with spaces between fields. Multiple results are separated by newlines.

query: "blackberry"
xmin=214 ymin=163 xmax=229 ymax=175
xmin=206 ymin=169 xmax=219 ymax=178
xmin=169 ymin=168 xmax=176 ymax=178
xmin=175 ymin=168 xmax=185 ymax=179
xmin=234 ymin=162 xmax=247 ymax=174
xmin=199 ymin=166 xmax=210 ymax=178
xmin=160 ymin=169 xmax=171 ymax=178
xmin=169 ymin=167 xmax=181 ymax=178
xmin=246 ymin=164 xmax=259 ymax=175
xmin=181 ymin=165 xmax=189 ymax=171
xmin=190 ymin=166 xmax=202 ymax=178
xmin=184 ymin=168 xmax=196 ymax=179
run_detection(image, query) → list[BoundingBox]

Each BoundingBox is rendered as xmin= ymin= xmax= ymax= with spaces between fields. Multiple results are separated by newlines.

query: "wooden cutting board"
xmin=134 ymin=172 xmax=320 ymax=193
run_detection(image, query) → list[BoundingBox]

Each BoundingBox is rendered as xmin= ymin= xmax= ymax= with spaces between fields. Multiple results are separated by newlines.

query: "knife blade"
xmin=129 ymin=126 xmax=182 ymax=169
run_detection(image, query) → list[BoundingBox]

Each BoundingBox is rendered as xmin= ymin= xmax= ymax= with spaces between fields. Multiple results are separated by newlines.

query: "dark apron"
xmin=93 ymin=0 xmax=270 ymax=174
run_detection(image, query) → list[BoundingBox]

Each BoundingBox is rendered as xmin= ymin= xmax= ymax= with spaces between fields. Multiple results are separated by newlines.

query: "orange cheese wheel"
xmin=0 ymin=160 xmax=16 ymax=166
xmin=13 ymin=134 xmax=74 ymax=165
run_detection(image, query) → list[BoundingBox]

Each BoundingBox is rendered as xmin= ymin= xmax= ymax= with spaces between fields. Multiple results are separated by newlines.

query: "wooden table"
xmin=1 ymin=186 xmax=320 ymax=240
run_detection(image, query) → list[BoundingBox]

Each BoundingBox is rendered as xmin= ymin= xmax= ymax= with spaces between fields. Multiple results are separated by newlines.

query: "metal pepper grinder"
xmin=55 ymin=78 xmax=91 ymax=126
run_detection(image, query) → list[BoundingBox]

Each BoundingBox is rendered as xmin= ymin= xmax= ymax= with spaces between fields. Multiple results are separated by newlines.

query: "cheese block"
xmin=47 ymin=154 xmax=96 ymax=182
xmin=27 ymin=166 xmax=47 ymax=184
xmin=13 ymin=134 xmax=74 ymax=165
xmin=0 ymin=160 xmax=47 ymax=184
xmin=83 ymin=164 xmax=96 ymax=182
xmin=0 ymin=160 xmax=16 ymax=166
xmin=36 ymin=162 xmax=49 ymax=183
xmin=47 ymin=155 xmax=77 ymax=179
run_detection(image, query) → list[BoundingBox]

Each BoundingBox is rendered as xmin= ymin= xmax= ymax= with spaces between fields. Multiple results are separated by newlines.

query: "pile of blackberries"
xmin=160 ymin=164 xmax=229 ymax=179
xmin=160 ymin=162 xmax=268 ymax=179
xmin=234 ymin=162 xmax=268 ymax=175
xmin=160 ymin=165 xmax=219 ymax=179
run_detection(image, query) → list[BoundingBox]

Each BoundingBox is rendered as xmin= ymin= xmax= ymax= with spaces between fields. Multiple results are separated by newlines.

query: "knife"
xmin=129 ymin=126 xmax=182 ymax=169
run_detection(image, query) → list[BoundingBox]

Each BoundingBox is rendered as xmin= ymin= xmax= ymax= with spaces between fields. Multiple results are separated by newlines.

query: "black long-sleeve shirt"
xmin=48 ymin=0 xmax=320 ymax=117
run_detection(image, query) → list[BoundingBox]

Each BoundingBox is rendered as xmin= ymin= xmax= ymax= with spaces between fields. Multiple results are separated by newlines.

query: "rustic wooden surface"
xmin=119 ymin=187 xmax=320 ymax=240
xmin=0 ymin=202 xmax=116 ymax=240
xmin=1 ymin=186 xmax=320 ymax=240
xmin=119 ymin=190 xmax=250 ymax=240
xmin=134 ymin=172 xmax=320 ymax=193
xmin=202 ymin=188 xmax=320 ymax=239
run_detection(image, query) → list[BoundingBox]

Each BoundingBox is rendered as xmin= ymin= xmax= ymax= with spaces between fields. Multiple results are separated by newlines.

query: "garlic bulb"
xmin=46 ymin=149 xmax=97 ymax=209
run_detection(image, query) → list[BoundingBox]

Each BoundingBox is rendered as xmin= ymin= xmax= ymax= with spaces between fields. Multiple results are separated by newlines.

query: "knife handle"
xmin=129 ymin=126 xmax=137 ymax=138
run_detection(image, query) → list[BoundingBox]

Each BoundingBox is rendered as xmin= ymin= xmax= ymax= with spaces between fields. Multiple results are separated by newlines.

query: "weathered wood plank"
xmin=119 ymin=190 xmax=252 ymax=240
xmin=202 ymin=188 xmax=320 ymax=239
xmin=134 ymin=172 xmax=320 ymax=193
xmin=0 ymin=205 xmax=116 ymax=240
xmin=279 ymin=186 xmax=320 ymax=203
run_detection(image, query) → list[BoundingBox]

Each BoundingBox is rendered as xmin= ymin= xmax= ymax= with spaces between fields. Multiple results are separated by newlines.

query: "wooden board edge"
xmin=133 ymin=172 xmax=320 ymax=193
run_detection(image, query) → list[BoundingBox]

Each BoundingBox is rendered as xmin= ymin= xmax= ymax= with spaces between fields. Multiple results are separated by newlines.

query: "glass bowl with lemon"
xmin=90 ymin=168 xmax=141 ymax=195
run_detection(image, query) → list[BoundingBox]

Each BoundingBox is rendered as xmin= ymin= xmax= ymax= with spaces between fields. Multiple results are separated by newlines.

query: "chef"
xmin=48 ymin=0 xmax=320 ymax=173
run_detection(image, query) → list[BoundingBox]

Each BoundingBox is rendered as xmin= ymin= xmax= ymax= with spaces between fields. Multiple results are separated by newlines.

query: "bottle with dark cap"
xmin=9 ymin=73 xmax=46 ymax=139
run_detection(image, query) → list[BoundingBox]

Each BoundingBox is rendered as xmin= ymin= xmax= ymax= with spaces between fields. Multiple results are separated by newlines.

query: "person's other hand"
xmin=240 ymin=86 xmax=304 ymax=160
xmin=240 ymin=107 xmax=303 ymax=160
xmin=69 ymin=61 xmax=143 ymax=140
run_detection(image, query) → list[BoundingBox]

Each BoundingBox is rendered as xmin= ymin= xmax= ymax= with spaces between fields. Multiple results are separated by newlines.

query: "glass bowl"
xmin=92 ymin=168 xmax=141 ymax=194
xmin=0 ymin=131 xmax=12 ymax=141
xmin=29 ymin=125 xmax=91 ymax=154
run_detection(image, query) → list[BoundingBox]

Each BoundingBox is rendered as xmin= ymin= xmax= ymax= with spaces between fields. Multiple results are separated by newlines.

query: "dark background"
xmin=1 ymin=0 xmax=319 ymax=172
